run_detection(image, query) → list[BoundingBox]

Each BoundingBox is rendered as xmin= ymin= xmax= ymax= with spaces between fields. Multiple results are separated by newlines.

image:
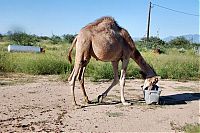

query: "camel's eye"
xmin=141 ymin=85 xmax=148 ymax=90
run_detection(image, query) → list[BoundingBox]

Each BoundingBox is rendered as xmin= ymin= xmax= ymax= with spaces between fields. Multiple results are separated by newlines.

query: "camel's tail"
xmin=68 ymin=37 xmax=77 ymax=64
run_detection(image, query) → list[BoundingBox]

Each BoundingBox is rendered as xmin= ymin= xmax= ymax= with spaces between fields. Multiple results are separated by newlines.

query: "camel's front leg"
xmin=98 ymin=61 xmax=119 ymax=103
xmin=120 ymin=59 xmax=131 ymax=106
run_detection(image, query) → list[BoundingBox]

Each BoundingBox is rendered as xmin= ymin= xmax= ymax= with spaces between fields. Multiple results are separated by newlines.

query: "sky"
xmin=0 ymin=0 xmax=199 ymax=38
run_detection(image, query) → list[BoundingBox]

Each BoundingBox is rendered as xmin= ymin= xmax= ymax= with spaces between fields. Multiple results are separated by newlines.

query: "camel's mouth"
xmin=141 ymin=84 xmax=159 ymax=91
xmin=141 ymin=85 xmax=148 ymax=90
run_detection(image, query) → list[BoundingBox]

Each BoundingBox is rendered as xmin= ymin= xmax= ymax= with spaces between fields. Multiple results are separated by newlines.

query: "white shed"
xmin=8 ymin=45 xmax=44 ymax=53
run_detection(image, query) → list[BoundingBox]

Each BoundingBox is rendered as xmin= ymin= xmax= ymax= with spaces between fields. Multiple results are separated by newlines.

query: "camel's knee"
xmin=80 ymin=59 xmax=89 ymax=68
xmin=113 ymin=79 xmax=119 ymax=86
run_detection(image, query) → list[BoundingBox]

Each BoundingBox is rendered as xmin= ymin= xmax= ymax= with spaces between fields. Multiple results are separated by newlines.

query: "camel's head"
xmin=142 ymin=76 xmax=159 ymax=90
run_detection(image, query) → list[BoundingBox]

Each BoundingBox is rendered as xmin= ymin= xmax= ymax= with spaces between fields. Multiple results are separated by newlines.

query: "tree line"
xmin=0 ymin=31 xmax=76 ymax=46
xmin=0 ymin=31 xmax=199 ymax=50
xmin=136 ymin=36 xmax=199 ymax=52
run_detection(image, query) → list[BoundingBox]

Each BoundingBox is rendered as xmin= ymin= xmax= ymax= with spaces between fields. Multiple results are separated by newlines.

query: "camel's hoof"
xmin=122 ymin=102 xmax=132 ymax=106
xmin=75 ymin=105 xmax=83 ymax=109
xmin=73 ymin=104 xmax=83 ymax=109
xmin=97 ymin=95 xmax=104 ymax=103
xmin=85 ymin=100 xmax=92 ymax=105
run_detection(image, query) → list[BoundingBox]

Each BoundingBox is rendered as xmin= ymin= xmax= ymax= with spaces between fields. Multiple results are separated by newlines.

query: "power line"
xmin=152 ymin=3 xmax=199 ymax=17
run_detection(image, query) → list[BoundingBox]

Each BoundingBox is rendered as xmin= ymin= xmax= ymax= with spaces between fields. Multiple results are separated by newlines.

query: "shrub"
xmin=144 ymin=51 xmax=199 ymax=80
xmin=86 ymin=60 xmax=113 ymax=81
xmin=0 ymin=51 xmax=72 ymax=75
xmin=51 ymin=35 xmax=62 ymax=45
xmin=63 ymin=34 xmax=76 ymax=43
xmin=8 ymin=32 xmax=39 ymax=46
xmin=139 ymin=36 xmax=166 ymax=49
xmin=183 ymin=123 xmax=200 ymax=133
xmin=1 ymin=47 xmax=199 ymax=81
xmin=0 ymin=52 xmax=10 ymax=72
xmin=168 ymin=37 xmax=191 ymax=49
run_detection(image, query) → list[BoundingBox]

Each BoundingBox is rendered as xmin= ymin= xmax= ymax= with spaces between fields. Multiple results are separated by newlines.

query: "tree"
xmin=169 ymin=37 xmax=190 ymax=47
xmin=0 ymin=34 xmax=3 ymax=41
xmin=63 ymin=34 xmax=76 ymax=43
xmin=39 ymin=36 xmax=50 ymax=40
xmin=8 ymin=32 xmax=38 ymax=46
xmin=51 ymin=35 xmax=62 ymax=44
xmin=140 ymin=36 xmax=166 ymax=49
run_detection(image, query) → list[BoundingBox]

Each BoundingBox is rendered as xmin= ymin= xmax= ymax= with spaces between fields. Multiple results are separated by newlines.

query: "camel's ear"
xmin=155 ymin=76 xmax=161 ymax=81
xmin=139 ymin=71 xmax=146 ymax=79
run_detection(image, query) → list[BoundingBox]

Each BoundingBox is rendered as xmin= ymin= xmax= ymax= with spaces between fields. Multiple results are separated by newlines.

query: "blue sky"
xmin=0 ymin=0 xmax=199 ymax=38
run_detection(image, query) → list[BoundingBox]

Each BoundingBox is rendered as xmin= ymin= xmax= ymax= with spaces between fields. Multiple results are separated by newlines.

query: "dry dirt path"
xmin=0 ymin=75 xmax=199 ymax=132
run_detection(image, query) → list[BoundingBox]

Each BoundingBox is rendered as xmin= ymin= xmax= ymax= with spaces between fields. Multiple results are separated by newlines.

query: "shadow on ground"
xmin=159 ymin=93 xmax=200 ymax=105
xmin=80 ymin=93 xmax=200 ymax=108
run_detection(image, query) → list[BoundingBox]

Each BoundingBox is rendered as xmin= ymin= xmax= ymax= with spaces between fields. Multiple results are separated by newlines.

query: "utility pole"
xmin=146 ymin=1 xmax=152 ymax=41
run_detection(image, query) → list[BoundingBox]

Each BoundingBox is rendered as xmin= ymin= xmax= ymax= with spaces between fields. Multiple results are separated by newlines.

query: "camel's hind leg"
xmin=69 ymin=51 xmax=91 ymax=106
xmin=98 ymin=61 xmax=119 ymax=103
xmin=68 ymin=63 xmax=81 ymax=106
xmin=78 ymin=65 xmax=91 ymax=104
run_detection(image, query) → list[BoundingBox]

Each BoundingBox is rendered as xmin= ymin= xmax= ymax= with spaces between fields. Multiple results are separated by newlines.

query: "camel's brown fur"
xmin=68 ymin=16 xmax=158 ymax=106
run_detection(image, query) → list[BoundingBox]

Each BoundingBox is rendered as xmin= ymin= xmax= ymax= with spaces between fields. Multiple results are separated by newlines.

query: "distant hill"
xmin=163 ymin=34 xmax=200 ymax=43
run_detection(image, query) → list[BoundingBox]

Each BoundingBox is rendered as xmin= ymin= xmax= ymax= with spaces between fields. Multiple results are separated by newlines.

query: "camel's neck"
xmin=131 ymin=49 xmax=157 ymax=78
xmin=119 ymin=28 xmax=156 ymax=78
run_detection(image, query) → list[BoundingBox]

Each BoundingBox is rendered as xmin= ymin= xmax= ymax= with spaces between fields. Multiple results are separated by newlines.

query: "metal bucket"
xmin=143 ymin=85 xmax=161 ymax=104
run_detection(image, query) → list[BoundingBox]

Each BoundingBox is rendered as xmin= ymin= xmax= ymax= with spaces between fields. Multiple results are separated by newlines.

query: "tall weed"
xmin=0 ymin=51 xmax=72 ymax=75
xmin=1 ymin=47 xmax=199 ymax=81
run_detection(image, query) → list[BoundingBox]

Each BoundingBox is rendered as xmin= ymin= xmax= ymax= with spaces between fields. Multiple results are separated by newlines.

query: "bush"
xmin=8 ymin=32 xmax=39 ymax=46
xmin=0 ymin=34 xmax=3 ymax=41
xmin=63 ymin=34 xmax=76 ymax=43
xmin=168 ymin=37 xmax=191 ymax=49
xmin=0 ymin=52 xmax=10 ymax=72
xmin=51 ymin=35 xmax=62 ymax=45
xmin=0 ymin=51 xmax=72 ymax=75
xmin=86 ymin=60 xmax=113 ymax=81
xmin=139 ymin=36 xmax=166 ymax=49
xmin=1 ymin=46 xmax=199 ymax=81
xmin=183 ymin=123 xmax=200 ymax=133
xmin=144 ymin=51 xmax=199 ymax=80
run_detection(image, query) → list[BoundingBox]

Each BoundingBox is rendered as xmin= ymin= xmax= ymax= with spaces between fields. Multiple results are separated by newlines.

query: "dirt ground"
xmin=0 ymin=74 xmax=199 ymax=132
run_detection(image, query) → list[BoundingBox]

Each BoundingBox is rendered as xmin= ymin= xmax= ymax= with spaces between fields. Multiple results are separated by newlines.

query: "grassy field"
xmin=0 ymin=42 xmax=199 ymax=81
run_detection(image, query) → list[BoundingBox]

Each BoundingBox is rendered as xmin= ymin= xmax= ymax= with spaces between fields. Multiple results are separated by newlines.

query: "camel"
xmin=68 ymin=16 xmax=158 ymax=106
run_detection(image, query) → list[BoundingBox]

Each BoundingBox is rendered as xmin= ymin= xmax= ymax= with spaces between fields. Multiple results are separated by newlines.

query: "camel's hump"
xmin=83 ymin=16 xmax=121 ymax=30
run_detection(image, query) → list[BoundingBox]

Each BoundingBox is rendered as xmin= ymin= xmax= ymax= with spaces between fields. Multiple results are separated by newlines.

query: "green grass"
xmin=86 ymin=60 xmax=114 ymax=81
xmin=170 ymin=122 xmax=200 ymax=133
xmin=0 ymin=48 xmax=72 ymax=75
xmin=0 ymin=43 xmax=199 ymax=81
xmin=143 ymin=50 xmax=199 ymax=80
xmin=183 ymin=123 xmax=200 ymax=133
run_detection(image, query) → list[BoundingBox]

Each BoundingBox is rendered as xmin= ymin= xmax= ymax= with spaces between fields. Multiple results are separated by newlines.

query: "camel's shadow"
xmin=82 ymin=93 xmax=200 ymax=108
xmin=159 ymin=93 xmax=200 ymax=105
